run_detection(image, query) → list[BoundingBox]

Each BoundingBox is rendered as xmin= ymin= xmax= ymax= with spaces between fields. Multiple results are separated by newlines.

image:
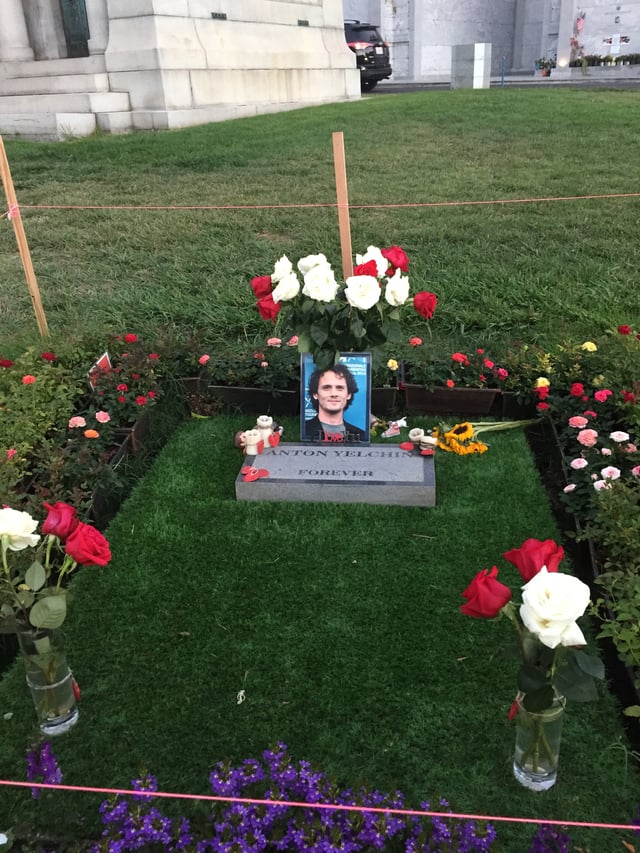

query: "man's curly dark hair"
xmin=308 ymin=363 xmax=359 ymax=412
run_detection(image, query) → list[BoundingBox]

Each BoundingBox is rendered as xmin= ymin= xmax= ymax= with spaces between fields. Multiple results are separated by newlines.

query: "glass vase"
xmin=17 ymin=627 xmax=79 ymax=736
xmin=513 ymin=693 xmax=565 ymax=791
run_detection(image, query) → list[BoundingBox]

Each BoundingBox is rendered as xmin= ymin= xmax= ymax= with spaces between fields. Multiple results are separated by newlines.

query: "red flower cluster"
xmin=43 ymin=501 xmax=111 ymax=566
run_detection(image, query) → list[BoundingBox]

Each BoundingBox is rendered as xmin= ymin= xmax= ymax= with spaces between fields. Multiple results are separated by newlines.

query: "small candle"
xmin=243 ymin=429 xmax=262 ymax=456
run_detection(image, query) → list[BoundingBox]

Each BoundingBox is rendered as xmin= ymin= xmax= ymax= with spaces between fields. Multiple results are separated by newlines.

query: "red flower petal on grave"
xmin=399 ymin=441 xmax=415 ymax=451
xmin=420 ymin=448 xmax=435 ymax=456
xmin=257 ymin=439 xmax=264 ymax=454
xmin=269 ymin=432 xmax=280 ymax=447
xmin=241 ymin=465 xmax=253 ymax=475
xmin=72 ymin=677 xmax=81 ymax=701
xmin=257 ymin=469 xmax=269 ymax=478
xmin=243 ymin=469 xmax=261 ymax=482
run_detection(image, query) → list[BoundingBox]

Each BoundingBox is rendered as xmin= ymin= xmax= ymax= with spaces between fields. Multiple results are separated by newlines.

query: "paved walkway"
xmin=374 ymin=71 xmax=640 ymax=92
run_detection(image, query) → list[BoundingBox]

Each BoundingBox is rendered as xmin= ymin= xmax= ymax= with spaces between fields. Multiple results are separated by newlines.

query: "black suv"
xmin=344 ymin=20 xmax=392 ymax=92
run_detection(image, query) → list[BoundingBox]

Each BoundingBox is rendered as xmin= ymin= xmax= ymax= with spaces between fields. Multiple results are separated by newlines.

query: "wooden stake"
xmin=332 ymin=131 xmax=353 ymax=280
xmin=0 ymin=135 xmax=49 ymax=338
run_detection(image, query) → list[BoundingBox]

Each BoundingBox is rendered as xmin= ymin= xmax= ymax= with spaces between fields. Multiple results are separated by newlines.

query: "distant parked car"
xmin=344 ymin=20 xmax=392 ymax=92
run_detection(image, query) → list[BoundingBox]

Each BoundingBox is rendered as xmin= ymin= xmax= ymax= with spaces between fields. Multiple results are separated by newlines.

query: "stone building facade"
xmin=343 ymin=0 xmax=640 ymax=80
xmin=0 ymin=0 xmax=360 ymax=139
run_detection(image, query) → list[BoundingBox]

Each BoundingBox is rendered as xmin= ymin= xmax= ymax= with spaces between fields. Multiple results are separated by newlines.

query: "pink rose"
xmin=563 ymin=484 xmax=577 ymax=493
xmin=577 ymin=428 xmax=598 ymax=447
xmin=568 ymin=416 xmax=588 ymax=429
xmin=95 ymin=411 xmax=111 ymax=423
xmin=260 ymin=361 xmax=269 ymax=369
xmin=594 ymin=389 xmax=613 ymax=403
xmin=600 ymin=447 xmax=612 ymax=456
xmin=409 ymin=337 xmax=422 ymax=347
xmin=286 ymin=336 xmax=299 ymax=347
xmin=267 ymin=337 xmax=282 ymax=347
xmin=496 ymin=368 xmax=509 ymax=380
xmin=601 ymin=466 xmax=621 ymax=480
xmin=593 ymin=480 xmax=611 ymax=491
xmin=68 ymin=416 xmax=87 ymax=429
xmin=22 ymin=375 xmax=36 ymax=385
xmin=198 ymin=354 xmax=210 ymax=365
xmin=570 ymin=457 xmax=588 ymax=470
xmin=6 ymin=448 xmax=17 ymax=460
xmin=631 ymin=465 xmax=640 ymax=477
xmin=625 ymin=444 xmax=637 ymax=453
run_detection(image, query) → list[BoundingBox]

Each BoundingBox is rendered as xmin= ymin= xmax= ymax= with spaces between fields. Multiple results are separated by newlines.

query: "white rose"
xmin=600 ymin=465 xmax=621 ymax=480
xmin=609 ymin=431 xmax=630 ymax=443
xmin=384 ymin=268 xmax=410 ymax=306
xmin=272 ymin=255 xmax=293 ymax=283
xmin=271 ymin=272 xmax=300 ymax=303
xmin=355 ymin=245 xmax=387 ymax=278
xmin=302 ymin=264 xmax=339 ymax=302
xmin=0 ymin=507 xmax=40 ymax=551
xmin=344 ymin=275 xmax=381 ymax=310
xmin=297 ymin=253 xmax=328 ymax=275
xmin=519 ymin=568 xmax=590 ymax=649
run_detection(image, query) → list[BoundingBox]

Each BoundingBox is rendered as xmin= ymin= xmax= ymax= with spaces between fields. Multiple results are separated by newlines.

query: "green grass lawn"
xmin=0 ymin=416 xmax=638 ymax=850
xmin=1 ymin=88 xmax=639 ymax=359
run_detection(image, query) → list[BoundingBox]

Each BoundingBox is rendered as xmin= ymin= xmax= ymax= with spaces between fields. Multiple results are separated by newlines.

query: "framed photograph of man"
xmin=300 ymin=353 xmax=371 ymax=445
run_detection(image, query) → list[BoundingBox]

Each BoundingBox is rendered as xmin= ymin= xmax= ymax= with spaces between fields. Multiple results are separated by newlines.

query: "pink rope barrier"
xmin=0 ymin=778 xmax=636 ymax=832
xmin=3 ymin=190 xmax=640 ymax=215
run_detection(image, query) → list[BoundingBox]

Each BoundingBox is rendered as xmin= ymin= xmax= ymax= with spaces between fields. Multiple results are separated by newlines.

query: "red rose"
xmin=381 ymin=245 xmax=409 ymax=272
xmin=42 ymin=501 xmax=79 ymax=541
xmin=537 ymin=402 xmax=550 ymax=410
xmin=570 ymin=382 xmax=584 ymax=397
xmin=353 ymin=259 xmax=379 ymax=277
xmin=147 ymin=390 xmax=156 ymax=398
xmin=451 ymin=352 xmax=467 ymax=364
xmin=40 ymin=352 xmax=56 ymax=362
xmin=251 ymin=275 xmax=273 ymax=298
xmin=622 ymin=390 xmax=637 ymax=404
xmin=65 ymin=522 xmax=111 ymax=566
xmin=117 ymin=395 xmax=126 ymax=403
xmin=148 ymin=353 xmax=159 ymax=360
xmin=461 ymin=567 xmax=512 ymax=618
xmin=503 ymin=538 xmax=564 ymax=582
xmin=257 ymin=293 xmax=281 ymax=321
xmin=132 ymin=373 xmax=140 ymax=380
xmin=409 ymin=337 xmax=422 ymax=347
xmin=123 ymin=333 xmax=138 ymax=343
xmin=135 ymin=395 xmax=148 ymax=406
xmin=116 ymin=383 xmax=128 ymax=392
xmin=618 ymin=324 xmax=632 ymax=335
xmin=413 ymin=291 xmax=438 ymax=319
xmin=0 ymin=359 xmax=13 ymax=368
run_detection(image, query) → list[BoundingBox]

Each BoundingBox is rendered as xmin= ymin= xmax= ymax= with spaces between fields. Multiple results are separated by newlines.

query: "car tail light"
xmin=347 ymin=41 xmax=372 ymax=49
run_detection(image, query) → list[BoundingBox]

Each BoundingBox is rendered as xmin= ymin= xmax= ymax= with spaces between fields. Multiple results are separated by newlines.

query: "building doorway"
xmin=59 ymin=0 xmax=89 ymax=57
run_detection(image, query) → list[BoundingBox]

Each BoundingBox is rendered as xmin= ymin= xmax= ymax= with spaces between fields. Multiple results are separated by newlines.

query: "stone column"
xmin=86 ymin=0 xmax=109 ymax=54
xmin=0 ymin=0 xmax=35 ymax=60
xmin=555 ymin=0 xmax=576 ymax=70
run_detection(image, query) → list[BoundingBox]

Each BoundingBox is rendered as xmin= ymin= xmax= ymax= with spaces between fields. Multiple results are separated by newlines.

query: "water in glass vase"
xmin=513 ymin=693 xmax=565 ymax=792
xmin=18 ymin=628 xmax=79 ymax=735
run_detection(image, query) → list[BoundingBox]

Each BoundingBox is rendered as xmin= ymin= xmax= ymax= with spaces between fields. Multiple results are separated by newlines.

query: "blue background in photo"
xmin=300 ymin=353 xmax=371 ymax=440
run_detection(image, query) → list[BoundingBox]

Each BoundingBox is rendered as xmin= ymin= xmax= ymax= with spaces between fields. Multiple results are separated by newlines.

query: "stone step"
xmin=0 ymin=91 xmax=130 ymax=114
xmin=0 ymin=73 xmax=110 ymax=96
xmin=0 ymin=113 xmax=98 ymax=141
xmin=0 ymin=55 xmax=106 ymax=79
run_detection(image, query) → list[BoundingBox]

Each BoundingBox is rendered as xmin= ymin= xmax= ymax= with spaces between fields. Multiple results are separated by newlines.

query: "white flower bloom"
xmin=297 ymin=253 xmax=328 ymax=275
xmin=570 ymin=457 xmax=588 ymax=470
xmin=600 ymin=447 xmax=612 ymax=456
xmin=609 ymin=430 xmax=630 ymax=443
xmin=0 ymin=507 xmax=40 ymax=551
xmin=355 ymin=245 xmax=387 ymax=278
xmin=520 ymin=568 xmax=590 ymax=649
xmin=272 ymin=255 xmax=293 ymax=283
xmin=384 ymin=268 xmax=410 ymax=306
xmin=563 ymin=483 xmax=577 ymax=493
xmin=0 ymin=833 xmax=8 ymax=846
xmin=301 ymin=264 xmax=339 ymax=302
xmin=271 ymin=272 xmax=300 ymax=303
xmin=344 ymin=275 xmax=381 ymax=310
xmin=600 ymin=465 xmax=621 ymax=480
xmin=593 ymin=480 xmax=611 ymax=491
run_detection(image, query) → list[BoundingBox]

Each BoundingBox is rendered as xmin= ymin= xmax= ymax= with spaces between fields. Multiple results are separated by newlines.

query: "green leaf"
xmin=522 ymin=685 xmax=555 ymax=712
xmin=623 ymin=705 xmax=640 ymax=717
xmin=310 ymin=322 xmax=329 ymax=348
xmin=25 ymin=561 xmax=46 ymax=592
xmin=517 ymin=664 xmax=548 ymax=694
xmin=29 ymin=595 xmax=67 ymax=630
xmin=572 ymin=648 xmax=605 ymax=680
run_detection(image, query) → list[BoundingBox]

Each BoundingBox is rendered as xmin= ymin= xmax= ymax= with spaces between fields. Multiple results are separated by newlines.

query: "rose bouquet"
xmin=251 ymin=245 xmax=437 ymax=371
xmin=461 ymin=537 xmax=604 ymax=790
xmin=0 ymin=501 xmax=111 ymax=631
